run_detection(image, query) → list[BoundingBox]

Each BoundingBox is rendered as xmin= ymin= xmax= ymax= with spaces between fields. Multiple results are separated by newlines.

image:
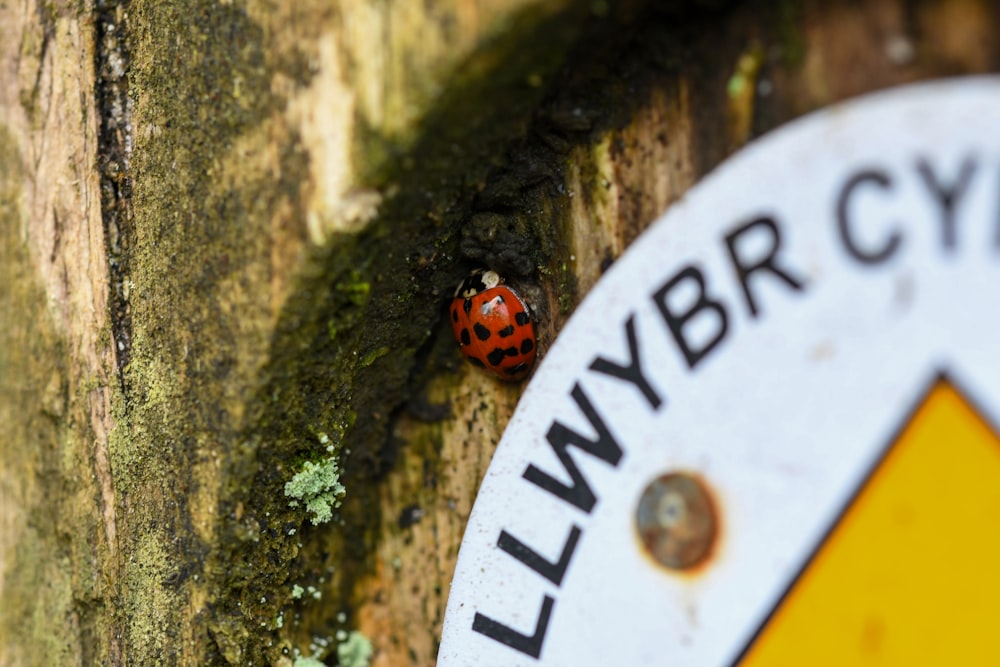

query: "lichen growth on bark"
xmin=335 ymin=630 xmax=373 ymax=667
xmin=284 ymin=454 xmax=347 ymax=526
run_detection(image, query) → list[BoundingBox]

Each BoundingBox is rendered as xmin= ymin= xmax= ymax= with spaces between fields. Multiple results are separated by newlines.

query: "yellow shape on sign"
xmin=740 ymin=380 xmax=1000 ymax=665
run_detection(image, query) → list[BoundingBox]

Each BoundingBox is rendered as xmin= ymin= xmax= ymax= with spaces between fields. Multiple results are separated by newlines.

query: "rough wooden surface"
xmin=1 ymin=0 xmax=999 ymax=665
xmin=0 ymin=2 xmax=120 ymax=664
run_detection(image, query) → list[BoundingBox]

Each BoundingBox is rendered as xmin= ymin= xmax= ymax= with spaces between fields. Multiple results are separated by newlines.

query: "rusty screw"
xmin=635 ymin=472 xmax=717 ymax=570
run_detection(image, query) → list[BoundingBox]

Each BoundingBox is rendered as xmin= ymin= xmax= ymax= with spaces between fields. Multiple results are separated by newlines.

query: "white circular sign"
xmin=439 ymin=78 xmax=1000 ymax=666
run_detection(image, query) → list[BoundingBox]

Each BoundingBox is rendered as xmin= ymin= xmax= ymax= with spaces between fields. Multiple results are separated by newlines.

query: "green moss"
xmin=360 ymin=346 xmax=390 ymax=368
xmin=559 ymin=291 xmax=574 ymax=314
xmin=773 ymin=0 xmax=806 ymax=67
xmin=284 ymin=456 xmax=347 ymax=525
xmin=336 ymin=271 xmax=371 ymax=307
xmin=111 ymin=0 xmax=322 ymax=660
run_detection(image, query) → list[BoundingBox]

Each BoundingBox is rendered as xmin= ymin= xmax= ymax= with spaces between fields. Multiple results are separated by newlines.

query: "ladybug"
xmin=449 ymin=269 xmax=537 ymax=381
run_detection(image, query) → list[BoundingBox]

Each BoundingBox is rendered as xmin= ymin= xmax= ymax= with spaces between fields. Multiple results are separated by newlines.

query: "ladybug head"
xmin=455 ymin=268 xmax=501 ymax=298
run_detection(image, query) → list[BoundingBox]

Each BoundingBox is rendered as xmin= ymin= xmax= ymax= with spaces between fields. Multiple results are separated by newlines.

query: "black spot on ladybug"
xmin=474 ymin=323 xmax=492 ymax=341
xmin=520 ymin=338 xmax=534 ymax=354
xmin=460 ymin=328 xmax=471 ymax=346
xmin=451 ymin=308 xmax=459 ymax=322
xmin=515 ymin=311 xmax=530 ymax=326
xmin=463 ymin=299 xmax=473 ymax=315
xmin=505 ymin=346 xmax=518 ymax=357
xmin=497 ymin=325 xmax=515 ymax=338
xmin=469 ymin=357 xmax=486 ymax=368
xmin=487 ymin=348 xmax=507 ymax=366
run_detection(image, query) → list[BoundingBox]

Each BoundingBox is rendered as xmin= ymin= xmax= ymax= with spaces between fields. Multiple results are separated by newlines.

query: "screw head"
xmin=635 ymin=472 xmax=717 ymax=570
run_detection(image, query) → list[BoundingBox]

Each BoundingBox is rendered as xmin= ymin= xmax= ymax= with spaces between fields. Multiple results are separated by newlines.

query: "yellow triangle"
xmin=739 ymin=380 xmax=1000 ymax=665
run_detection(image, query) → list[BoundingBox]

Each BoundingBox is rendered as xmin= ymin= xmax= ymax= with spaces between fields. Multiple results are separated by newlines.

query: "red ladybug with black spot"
xmin=449 ymin=269 xmax=537 ymax=381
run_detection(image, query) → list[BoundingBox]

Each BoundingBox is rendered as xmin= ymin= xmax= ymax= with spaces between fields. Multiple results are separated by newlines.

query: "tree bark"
xmin=1 ymin=0 xmax=998 ymax=665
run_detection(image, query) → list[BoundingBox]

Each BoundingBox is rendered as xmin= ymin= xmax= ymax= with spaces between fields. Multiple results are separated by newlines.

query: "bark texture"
xmin=1 ymin=0 xmax=999 ymax=665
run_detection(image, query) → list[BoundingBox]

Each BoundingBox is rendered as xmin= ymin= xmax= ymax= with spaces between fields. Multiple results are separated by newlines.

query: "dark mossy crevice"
xmin=215 ymin=1 xmax=784 ymax=663
xmin=95 ymin=0 xmax=134 ymax=378
xmin=201 ymin=3 xmax=614 ymax=661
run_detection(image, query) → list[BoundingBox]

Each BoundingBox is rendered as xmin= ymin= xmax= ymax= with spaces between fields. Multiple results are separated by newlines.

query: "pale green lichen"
xmin=292 ymin=657 xmax=326 ymax=667
xmin=291 ymin=584 xmax=304 ymax=599
xmin=284 ymin=456 xmax=347 ymax=525
xmin=726 ymin=46 xmax=763 ymax=99
xmin=336 ymin=631 xmax=374 ymax=667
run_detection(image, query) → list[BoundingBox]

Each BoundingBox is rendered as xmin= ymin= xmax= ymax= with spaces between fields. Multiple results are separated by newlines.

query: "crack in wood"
xmin=95 ymin=0 xmax=134 ymax=383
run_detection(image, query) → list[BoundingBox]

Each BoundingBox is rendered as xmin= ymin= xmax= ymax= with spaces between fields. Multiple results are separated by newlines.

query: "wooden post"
xmin=1 ymin=0 xmax=997 ymax=664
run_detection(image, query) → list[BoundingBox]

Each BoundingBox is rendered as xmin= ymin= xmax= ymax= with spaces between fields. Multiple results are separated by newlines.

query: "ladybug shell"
xmin=450 ymin=271 xmax=536 ymax=381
